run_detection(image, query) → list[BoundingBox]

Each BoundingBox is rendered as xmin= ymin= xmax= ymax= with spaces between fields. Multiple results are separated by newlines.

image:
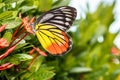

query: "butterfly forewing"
xmin=34 ymin=6 xmax=77 ymax=55
xmin=35 ymin=6 xmax=77 ymax=31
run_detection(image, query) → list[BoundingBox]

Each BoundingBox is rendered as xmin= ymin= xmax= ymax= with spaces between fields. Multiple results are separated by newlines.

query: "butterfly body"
xmin=32 ymin=6 xmax=77 ymax=55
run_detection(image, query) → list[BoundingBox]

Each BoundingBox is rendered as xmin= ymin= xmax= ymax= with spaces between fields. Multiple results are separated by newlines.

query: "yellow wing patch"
xmin=35 ymin=24 xmax=71 ymax=55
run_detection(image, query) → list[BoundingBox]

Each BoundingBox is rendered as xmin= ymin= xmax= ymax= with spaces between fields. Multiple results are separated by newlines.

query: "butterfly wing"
xmin=35 ymin=24 xmax=72 ymax=55
xmin=35 ymin=6 xmax=77 ymax=31
xmin=34 ymin=6 xmax=77 ymax=55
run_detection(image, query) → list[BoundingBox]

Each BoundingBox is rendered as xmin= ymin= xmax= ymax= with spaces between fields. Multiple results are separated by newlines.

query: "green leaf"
xmin=28 ymin=55 xmax=44 ymax=72
xmin=0 ymin=11 xmax=18 ymax=21
xmin=35 ymin=66 xmax=55 ymax=80
xmin=0 ymin=3 xmax=5 ymax=9
xmin=21 ymin=65 xmax=55 ymax=80
xmin=70 ymin=67 xmax=92 ymax=73
xmin=85 ymin=65 xmax=109 ymax=79
xmin=3 ymin=31 xmax=12 ymax=43
xmin=110 ymin=68 xmax=120 ymax=79
xmin=2 ymin=17 xmax=22 ymax=29
xmin=53 ymin=0 xmax=70 ymax=8
xmin=19 ymin=6 xmax=36 ymax=13
xmin=9 ymin=54 xmax=33 ymax=65
xmin=20 ymin=55 xmax=55 ymax=80
xmin=38 ymin=0 xmax=52 ymax=11
xmin=3 ymin=0 xmax=22 ymax=3
xmin=15 ymin=43 xmax=29 ymax=50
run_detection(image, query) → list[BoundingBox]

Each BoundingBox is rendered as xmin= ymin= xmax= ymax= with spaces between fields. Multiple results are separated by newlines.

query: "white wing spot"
xmin=60 ymin=7 xmax=66 ymax=9
xmin=66 ymin=14 xmax=72 ymax=17
xmin=45 ymin=23 xmax=66 ymax=30
xmin=63 ymin=12 xmax=72 ymax=14
xmin=40 ymin=13 xmax=54 ymax=22
xmin=65 ymin=22 xmax=69 ymax=26
xmin=50 ymin=20 xmax=64 ymax=24
xmin=65 ymin=18 xmax=71 ymax=21
xmin=61 ymin=9 xmax=71 ymax=12
xmin=55 ymin=16 xmax=63 ymax=19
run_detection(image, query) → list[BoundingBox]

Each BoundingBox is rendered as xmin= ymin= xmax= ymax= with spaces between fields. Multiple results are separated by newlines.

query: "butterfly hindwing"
xmin=34 ymin=6 xmax=76 ymax=55
xmin=35 ymin=24 xmax=72 ymax=55
xmin=35 ymin=6 xmax=77 ymax=31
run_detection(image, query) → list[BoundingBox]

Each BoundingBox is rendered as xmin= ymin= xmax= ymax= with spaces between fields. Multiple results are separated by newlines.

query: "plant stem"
xmin=11 ymin=32 xmax=29 ymax=47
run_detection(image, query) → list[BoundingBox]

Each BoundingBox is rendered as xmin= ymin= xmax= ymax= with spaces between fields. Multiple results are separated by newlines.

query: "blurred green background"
xmin=0 ymin=0 xmax=120 ymax=80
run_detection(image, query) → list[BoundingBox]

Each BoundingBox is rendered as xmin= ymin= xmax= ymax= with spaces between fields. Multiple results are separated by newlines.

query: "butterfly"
xmin=31 ymin=6 xmax=77 ymax=56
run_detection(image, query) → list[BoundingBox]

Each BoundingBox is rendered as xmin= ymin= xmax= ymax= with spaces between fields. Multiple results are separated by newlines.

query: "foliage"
xmin=0 ymin=0 xmax=120 ymax=80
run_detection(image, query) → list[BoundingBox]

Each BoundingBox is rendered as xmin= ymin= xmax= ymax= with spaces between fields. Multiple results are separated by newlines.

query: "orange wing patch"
xmin=46 ymin=32 xmax=70 ymax=55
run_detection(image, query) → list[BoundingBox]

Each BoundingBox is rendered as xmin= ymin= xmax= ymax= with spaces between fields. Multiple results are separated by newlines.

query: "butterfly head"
xmin=30 ymin=23 xmax=37 ymax=34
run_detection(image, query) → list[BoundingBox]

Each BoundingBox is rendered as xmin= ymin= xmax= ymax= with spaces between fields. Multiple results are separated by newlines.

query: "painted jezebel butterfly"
xmin=31 ymin=6 xmax=77 ymax=55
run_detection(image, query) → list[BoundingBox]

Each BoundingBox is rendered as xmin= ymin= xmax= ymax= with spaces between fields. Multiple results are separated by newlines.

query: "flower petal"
xmin=0 ymin=38 xmax=9 ymax=49
xmin=0 ymin=24 xmax=6 ymax=33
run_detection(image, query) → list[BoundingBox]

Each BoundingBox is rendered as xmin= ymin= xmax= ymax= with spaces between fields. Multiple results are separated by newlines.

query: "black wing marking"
xmin=35 ymin=6 xmax=77 ymax=31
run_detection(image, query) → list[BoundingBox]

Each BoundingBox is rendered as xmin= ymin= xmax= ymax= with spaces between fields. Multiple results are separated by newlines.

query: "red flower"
xmin=0 ymin=24 xmax=6 ymax=33
xmin=111 ymin=47 xmax=120 ymax=56
xmin=22 ymin=16 xmax=35 ymax=34
xmin=29 ymin=46 xmax=47 ymax=56
xmin=34 ymin=47 xmax=47 ymax=56
xmin=0 ymin=45 xmax=16 ymax=60
xmin=0 ymin=63 xmax=14 ymax=70
xmin=0 ymin=38 xmax=9 ymax=49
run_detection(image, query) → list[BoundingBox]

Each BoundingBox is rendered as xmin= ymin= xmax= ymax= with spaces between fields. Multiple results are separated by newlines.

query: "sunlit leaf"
xmin=70 ymin=67 xmax=92 ymax=73
xmin=53 ymin=0 xmax=71 ymax=8
xmin=28 ymin=55 xmax=44 ymax=72
xmin=0 ymin=3 xmax=5 ymax=9
xmin=0 ymin=11 xmax=18 ymax=21
xmin=20 ymin=56 xmax=55 ymax=80
xmin=2 ymin=17 xmax=22 ymax=29
xmin=19 ymin=6 xmax=36 ymax=13
xmin=3 ymin=0 xmax=22 ymax=3
xmin=9 ymin=53 xmax=33 ymax=65
xmin=3 ymin=31 xmax=12 ymax=43
xmin=38 ymin=0 xmax=52 ymax=11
